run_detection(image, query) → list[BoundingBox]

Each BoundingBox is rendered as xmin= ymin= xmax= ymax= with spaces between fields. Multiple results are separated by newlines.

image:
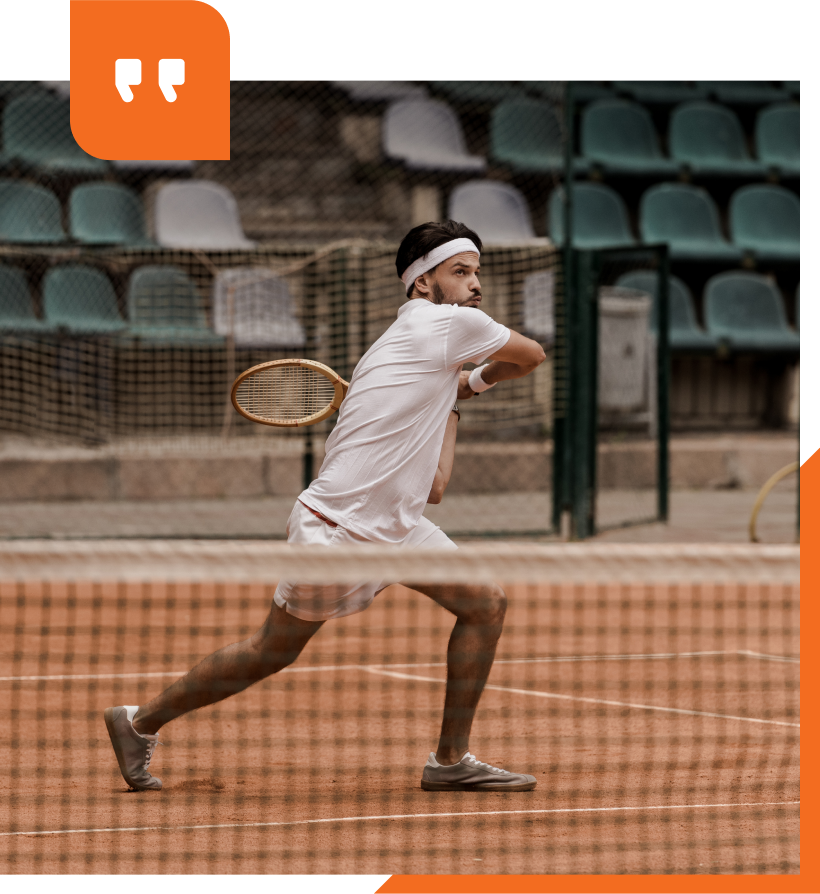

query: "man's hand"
xmin=457 ymin=369 xmax=476 ymax=400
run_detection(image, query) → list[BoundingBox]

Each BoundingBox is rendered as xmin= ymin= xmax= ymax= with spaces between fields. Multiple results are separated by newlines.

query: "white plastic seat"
xmin=333 ymin=82 xmax=427 ymax=101
xmin=383 ymin=99 xmax=486 ymax=172
xmin=155 ymin=180 xmax=255 ymax=250
xmin=448 ymin=180 xmax=545 ymax=244
xmin=212 ymin=268 xmax=305 ymax=348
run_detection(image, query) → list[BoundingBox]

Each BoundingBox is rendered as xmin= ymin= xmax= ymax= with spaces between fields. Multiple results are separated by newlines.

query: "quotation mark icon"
xmin=116 ymin=58 xmax=185 ymax=103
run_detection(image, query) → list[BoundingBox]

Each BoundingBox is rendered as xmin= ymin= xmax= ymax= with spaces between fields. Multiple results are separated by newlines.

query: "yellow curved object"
xmin=749 ymin=461 xmax=799 ymax=543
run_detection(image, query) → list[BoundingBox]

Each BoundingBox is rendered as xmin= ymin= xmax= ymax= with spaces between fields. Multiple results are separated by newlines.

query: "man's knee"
xmin=466 ymin=583 xmax=506 ymax=626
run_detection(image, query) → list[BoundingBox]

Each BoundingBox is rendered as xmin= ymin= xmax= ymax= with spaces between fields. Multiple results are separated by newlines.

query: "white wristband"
xmin=468 ymin=365 xmax=495 ymax=394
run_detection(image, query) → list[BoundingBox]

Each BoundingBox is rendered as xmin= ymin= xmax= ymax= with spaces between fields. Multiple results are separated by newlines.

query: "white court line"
xmin=363 ymin=668 xmax=801 ymax=729
xmin=0 ymin=799 xmax=799 ymax=839
xmin=0 ymin=650 xmax=798 ymax=683
xmin=737 ymin=650 xmax=800 ymax=664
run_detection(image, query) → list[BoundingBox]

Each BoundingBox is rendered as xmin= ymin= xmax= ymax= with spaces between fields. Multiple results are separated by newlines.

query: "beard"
xmin=432 ymin=281 xmax=480 ymax=306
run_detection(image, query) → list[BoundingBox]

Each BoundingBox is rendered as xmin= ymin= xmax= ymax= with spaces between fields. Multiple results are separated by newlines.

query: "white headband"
xmin=400 ymin=238 xmax=480 ymax=292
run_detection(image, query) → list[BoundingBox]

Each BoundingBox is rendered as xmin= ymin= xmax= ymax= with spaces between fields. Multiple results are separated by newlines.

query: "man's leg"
xmin=132 ymin=600 xmax=324 ymax=735
xmin=405 ymin=582 xmax=506 ymax=765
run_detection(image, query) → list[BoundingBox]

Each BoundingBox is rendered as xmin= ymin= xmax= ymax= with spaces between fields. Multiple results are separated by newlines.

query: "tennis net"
xmin=0 ymin=540 xmax=799 ymax=875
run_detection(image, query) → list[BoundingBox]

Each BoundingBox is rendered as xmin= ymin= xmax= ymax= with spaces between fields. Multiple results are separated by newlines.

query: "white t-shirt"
xmin=301 ymin=299 xmax=511 ymax=543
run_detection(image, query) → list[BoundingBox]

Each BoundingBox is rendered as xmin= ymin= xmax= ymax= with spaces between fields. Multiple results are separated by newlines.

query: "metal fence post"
xmin=656 ymin=246 xmax=670 ymax=522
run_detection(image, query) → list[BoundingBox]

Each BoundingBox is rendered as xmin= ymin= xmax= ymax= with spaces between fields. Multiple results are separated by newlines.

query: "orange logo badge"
xmin=70 ymin=1 xmax=230 ymax=160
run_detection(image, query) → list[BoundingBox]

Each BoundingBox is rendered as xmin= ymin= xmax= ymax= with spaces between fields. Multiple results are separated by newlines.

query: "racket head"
xmin=231 ymin=359 xmax=348 ymax=428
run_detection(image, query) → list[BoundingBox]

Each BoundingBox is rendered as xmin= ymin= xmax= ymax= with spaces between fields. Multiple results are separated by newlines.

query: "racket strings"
xmin=236 ymin=365 xmax=337 ymax=423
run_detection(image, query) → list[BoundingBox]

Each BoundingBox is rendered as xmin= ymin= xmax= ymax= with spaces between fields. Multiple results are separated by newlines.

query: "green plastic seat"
xmin=756 ymin=104 xmax=799 ymax=176
xmin=431 ymin=82 xmax=522 ymax=104
xmin=784 ymin=81 xmax=799 ymax=97
xmin=69 ymin=182 xmax=152 ymax=246
xmin=125 ymin=265 xmax=224 ymax=345
xmin=0 ymin=81 xmax=50 ymax=98
xmin=0 ymin=178 xmax=66 ymax=243
xmin=1 ymin=93 xmax=108 ymax=174
xmin=697 ymin=82 xmax=790 ymax=106
xmin=729 ymin=184 xmax=799 ymax=261
xmin=0 ymin=265 xmax=51 ymax=332
xmin=42 ymin=265 xmax=126 ymax=334
xmin=669 ymin=102 xmax=765 ymax=176
xmin=704 ymin=271 xmax=799 ymax=352
xmin=490 ymin=98 xmax=563 ymax=174
xmin=615 ymin=269 xmax=716 ymax=351
xmin=580 ymin=99 xmax=678 ymax=176
xmin=548 ymin=183 xmax=635 ymax=249
xmin=640 ymin=183 xmax=742 ymax=262
xmin=613 ymin=82 xmax=705 ymax=105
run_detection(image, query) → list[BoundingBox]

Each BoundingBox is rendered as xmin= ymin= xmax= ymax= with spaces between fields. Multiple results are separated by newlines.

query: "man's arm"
xmin=475 ymin=331 xmax=546 ymax=389
xmin=427 ymin=409 xmax=459 ymax=504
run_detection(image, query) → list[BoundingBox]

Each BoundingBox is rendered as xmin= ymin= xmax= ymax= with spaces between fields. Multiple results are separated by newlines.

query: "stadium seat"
xmin=615 ymin=269 xmax=716 ymax=350
xmin=448 ymin=180 xmax=543 ymax=244
xmin=0 ymin=81 xmax=53 ymax=102
xmin=0 ymin=94 xmax=108 ymax=174
xmin=784 ymin=81 xmax=799 ymax=98
xmin=548 ymin=182 xmax=636 ymax=249
xmin=212 ymin=268 xmax=306 ymax=348
xmin=669 ymin=102 xmax=765 ymax=177
xmin=697 ymin=82 xmax=790 ymax=106
xmin=728 ymin=184 xmax=799 ymax=262
xmin=431 ymin=82 xmax=522 ymax=104
xmin=639 ymin=183 xmax=742 ymax=262
xmin=580 ymin=99 xmax=678 ymax=176
xmin=613 ymin=82 xmax=705 ymax=104
xmin=69 ymin=182 xmax=153 ymax=246
xmin=756 ymin=104 xmax=799 ymax=176
xmin=382 ymin=99 xmax=486 ymax=172
xmin=0 ymin=265 xmax=51 ymax=332
xmin=0 ymin=178 xmax=66 ymax=243
xmin=154 ymin=180 xmax=255 ymax=250
xmin=490 ymin=98 xmax=564 ymax=174
xmin=126 ymin=265 xmax=224 ymax=345
xmin=42 ymin=265 xmax=126 ymax=334
xmin=559 ymin=82 xmax=615 ymax=103
xmin=332 ymin=82 xmax=427 ymax=101
xmin=112 ymin=159 xmax=195 ymax=173
xmin=704 ymin=271 xmax=799 ymax=352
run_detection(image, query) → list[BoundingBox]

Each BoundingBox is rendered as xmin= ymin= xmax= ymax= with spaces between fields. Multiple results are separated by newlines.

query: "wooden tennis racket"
xmin=231 ymin=358 xmax=349 ymax=427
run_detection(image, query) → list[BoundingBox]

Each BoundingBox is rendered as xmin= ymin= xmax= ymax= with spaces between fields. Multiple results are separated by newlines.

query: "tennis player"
xmin=105 ymin=220 xmax=546 ymax=792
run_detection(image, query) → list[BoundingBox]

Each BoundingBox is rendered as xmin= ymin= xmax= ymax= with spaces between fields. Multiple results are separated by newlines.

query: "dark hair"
xmin=395 ymin=220 xmax=483 ymax=296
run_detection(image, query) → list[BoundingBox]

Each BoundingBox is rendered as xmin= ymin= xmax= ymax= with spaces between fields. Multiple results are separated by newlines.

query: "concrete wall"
xmin=0 ymin=435 xmax=798 ymax=502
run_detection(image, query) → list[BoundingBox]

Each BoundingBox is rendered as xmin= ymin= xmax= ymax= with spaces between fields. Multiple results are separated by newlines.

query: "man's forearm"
xmin=427 ymin=409 xmax=459 ymax=504
xmin=478 ymin=358 xmax=537 ymax=385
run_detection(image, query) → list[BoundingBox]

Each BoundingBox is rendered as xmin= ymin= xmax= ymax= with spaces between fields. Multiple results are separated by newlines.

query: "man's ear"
xmin=414 ymin=271 xmax=433 ymax=297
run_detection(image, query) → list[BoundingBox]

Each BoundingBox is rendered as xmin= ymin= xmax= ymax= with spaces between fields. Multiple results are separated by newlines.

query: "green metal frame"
xmin=552 ymin=245 xmax=670 ymax=539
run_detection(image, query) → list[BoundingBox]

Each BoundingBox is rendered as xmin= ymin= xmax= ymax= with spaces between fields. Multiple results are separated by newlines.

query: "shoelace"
xmin=464 ymin=752 xmax=509 ymax=774
xmin=141 ymin=735 xmax=160 ymax=771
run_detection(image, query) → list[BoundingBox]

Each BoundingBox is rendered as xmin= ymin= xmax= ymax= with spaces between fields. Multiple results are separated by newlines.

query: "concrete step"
xmin=0 ymin=434 xmax=799 ymax=503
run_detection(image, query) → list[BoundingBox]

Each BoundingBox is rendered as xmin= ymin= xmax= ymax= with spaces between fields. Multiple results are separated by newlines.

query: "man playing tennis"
xmin=105 ymin=220 xmax=546 ymax=792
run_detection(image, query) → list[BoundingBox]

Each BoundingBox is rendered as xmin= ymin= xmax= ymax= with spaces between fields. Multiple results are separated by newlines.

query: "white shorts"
xmin=273 ymin=500 xmax=457 ymax=621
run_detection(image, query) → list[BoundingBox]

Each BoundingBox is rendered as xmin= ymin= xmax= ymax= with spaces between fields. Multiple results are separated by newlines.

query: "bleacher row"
xmin=380 ymin=93 xmax=799 ymax=179
xmin=0 ymin=173 xmax=799 ymax=265
xmin=0 ymin=262 xmax=305 ymax=348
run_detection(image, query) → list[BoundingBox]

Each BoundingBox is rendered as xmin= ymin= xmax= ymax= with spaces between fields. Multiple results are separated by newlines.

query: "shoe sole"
xmin=421 ymin=780 xmax=537 ymax=792
xmin=104 ymin=707 xmax=160 ymax=792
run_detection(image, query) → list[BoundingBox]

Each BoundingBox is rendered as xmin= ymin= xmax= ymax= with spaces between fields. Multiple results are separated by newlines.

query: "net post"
xmin=571 ymin=249 xmax=599 ymax=540
xmin=656 ymin=246 xmax=671 ymax=522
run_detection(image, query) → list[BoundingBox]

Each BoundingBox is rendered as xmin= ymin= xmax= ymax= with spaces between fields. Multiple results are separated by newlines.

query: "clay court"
xmin=1 ymin=572 xmax=799 ymax=874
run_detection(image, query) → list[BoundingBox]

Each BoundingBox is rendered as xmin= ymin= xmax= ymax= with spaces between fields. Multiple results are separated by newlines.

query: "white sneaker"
xmin=104 ymin=706 xmax=162 ymax=791
xmin=421 ymin=751 xmax=537 ymax=791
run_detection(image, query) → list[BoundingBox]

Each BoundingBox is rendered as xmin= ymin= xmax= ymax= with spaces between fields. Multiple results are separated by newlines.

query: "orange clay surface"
xmin=0 ymin=579 xmax=799 ymax=874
